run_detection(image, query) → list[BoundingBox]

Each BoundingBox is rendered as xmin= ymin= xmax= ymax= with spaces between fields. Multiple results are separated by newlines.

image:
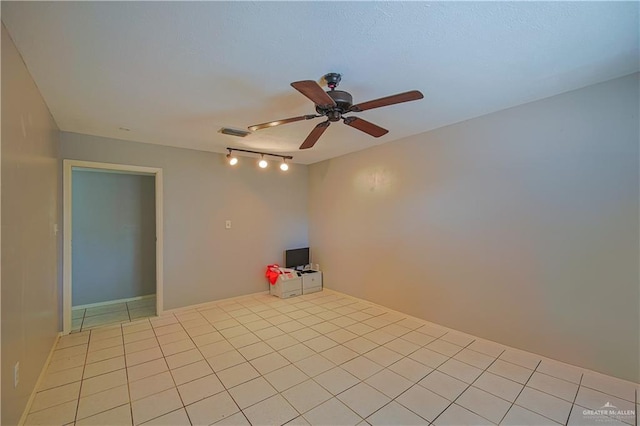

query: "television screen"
xmin=284 ymin=247 xmax=310 ymax=269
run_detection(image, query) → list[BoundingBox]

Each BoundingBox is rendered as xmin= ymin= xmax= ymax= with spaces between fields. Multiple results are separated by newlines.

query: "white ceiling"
xmin=3 ymin=2 xmax=638 ymax=164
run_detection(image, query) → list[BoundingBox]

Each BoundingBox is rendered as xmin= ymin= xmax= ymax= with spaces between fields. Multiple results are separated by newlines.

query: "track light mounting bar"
xmin=226 ymin=147 xmax=293 ymax=160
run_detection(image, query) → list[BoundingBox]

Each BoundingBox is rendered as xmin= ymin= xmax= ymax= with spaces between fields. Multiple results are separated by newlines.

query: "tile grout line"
xmin=308 ymin=296 xmax=505 ymax=421
xmin=428 ymin=348 xmax=507 ymax=425
xmin=216 ymin=296 xmax=357 ymax=422
xmin=76 ymin=320 xmax=156 ymax=423
xmin=353 ymin=334 xmax=481 ymax=424
xmin=126 ymin=301 xmax=132 ymax=322
xmin=224 ymin=313 xmax=303 ymax=425
xmin=498 ymin=359 xmax=543 ymax=425
xmin=75 ymin=325 xmax=132 ymax=424
xmin=72 ymin=330 xmax=91 ymax=423
xmin=405 ymin=336 xmax=598 ymax=415
xmin=120 ymin=323 xmax=136 ymax=426
xmin=421 ymin=344 xmax=629 ymax=425
xmin=42 ymin=312 xmax=390 ymax=416
xmin=564 ymin=373 xmax=584 ymax=426
xmin=280 ymin=299 xmax=372 ymax=423
xmin=207 ymin=302 xmax=309 ymax=425
xmin=571 ymin=374 xmax=636 ymax=426
xmin=322 ymin=291 xmax=640 ymax=395
xmin=42 ymin=298 xmax=274 ymax=422
xmin=47 ymin=326 xmax=484 ymax=420
xmin=149 ymin=315 xmax=193 ymax=425
xmin=165 ymin=310 xmax=256 ymax=425
xmin=41 ymin=292 xmax=638 ymax=426
xmin=177 ymin=312 xmax=233 ymax=424
xmin=227 ymin=300 xmax=501 ymax=423
xmin=401 ymin=334 xmax=589 ymax=424
xmin=159 ymin=295 xmax=640 ymax=423
xmin=79 ymin=298 xmax=157 ymax=332
xmin=116 ymin=317 xmax=174 ymax=422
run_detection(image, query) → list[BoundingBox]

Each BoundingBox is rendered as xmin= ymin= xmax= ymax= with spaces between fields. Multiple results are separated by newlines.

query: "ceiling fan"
xmin=248 ymin=73 xmax=424 ymax=150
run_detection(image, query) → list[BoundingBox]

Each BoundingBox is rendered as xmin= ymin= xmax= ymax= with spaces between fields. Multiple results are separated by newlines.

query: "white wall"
xmin=61 ymin=133 xmax=309 ymax=310
xmin=308 ymin=73 xmax=640 ymax=382
xmin=72 ymin=171 xmax=156 ymax=306
xmin=1 ymin=25 xmax=61 ymax=425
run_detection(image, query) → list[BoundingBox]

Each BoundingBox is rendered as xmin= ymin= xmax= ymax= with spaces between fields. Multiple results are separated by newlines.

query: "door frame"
xmin=62 ymin=159 xmax=164 ymax=334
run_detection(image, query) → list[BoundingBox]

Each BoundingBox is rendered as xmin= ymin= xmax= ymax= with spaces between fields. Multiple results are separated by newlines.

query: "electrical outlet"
xmin=225 ymin=220 xmax=231 ymax=229
xmin=14 ymin=362 xmax=19 ymax=388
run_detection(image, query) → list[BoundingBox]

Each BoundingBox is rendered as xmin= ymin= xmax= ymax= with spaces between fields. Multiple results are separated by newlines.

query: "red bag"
xmin=265 ymin=264 xmax=282 ymax=285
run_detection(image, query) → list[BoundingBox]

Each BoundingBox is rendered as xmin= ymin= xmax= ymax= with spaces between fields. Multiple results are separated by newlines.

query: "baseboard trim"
xmin=73 ymin=293 xmax=155 ymax=310
xmin=162 ymin=290 xmax=269 ymax=315
xmin=18 ymin=332 xmax=62 ymax=426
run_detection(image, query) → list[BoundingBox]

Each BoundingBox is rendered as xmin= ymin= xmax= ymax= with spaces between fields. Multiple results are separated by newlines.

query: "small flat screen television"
xmin=284 ymin=247 xmax=310 ymax=270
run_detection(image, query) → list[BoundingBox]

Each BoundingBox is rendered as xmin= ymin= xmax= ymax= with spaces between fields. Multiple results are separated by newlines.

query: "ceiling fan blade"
xmin=299 ymin=121 xmax=330 ymax=150
xmin=343 ymin=116 xmax=388 ymax=137
xmin=350 ymin=90 xmax=424 ymax=112
xmin=248 ymin=114 xmax=318 ymax=132
xmin=291 ymin=80 xmax=337 ymax=108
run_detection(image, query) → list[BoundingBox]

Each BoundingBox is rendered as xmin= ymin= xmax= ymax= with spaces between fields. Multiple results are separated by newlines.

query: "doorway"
xmin=63 ymin=160 xmax=163 ymax=334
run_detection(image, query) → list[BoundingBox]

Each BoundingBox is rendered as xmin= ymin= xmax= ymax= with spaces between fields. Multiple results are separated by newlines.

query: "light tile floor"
xmin=30 ymin=290 xmax=638 ymax=426
xmin=72 ymin=297 xmax=157 ymax=332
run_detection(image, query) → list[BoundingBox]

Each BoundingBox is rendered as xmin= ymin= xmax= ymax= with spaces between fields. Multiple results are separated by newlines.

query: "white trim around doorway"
xmin=63 ymin=159 xmax=164 ymax=335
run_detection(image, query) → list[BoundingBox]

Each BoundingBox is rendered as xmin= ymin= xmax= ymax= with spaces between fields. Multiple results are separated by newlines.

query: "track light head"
xmin=258 ymin=155 xmax=268 ymax=169
xmin=280 ymin=160 xmax=289 ymax=171
xmin=226 ymin=153 xmax=238 ymax=166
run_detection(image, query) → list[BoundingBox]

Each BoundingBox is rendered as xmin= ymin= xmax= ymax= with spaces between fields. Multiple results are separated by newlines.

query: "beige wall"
xmin=1 ymin=25 xmax=61 ymax=425
xmin=309 ymin=73 xmax=640 ymax=382
xmin=61 ymin=133 xmax=309 ymax=310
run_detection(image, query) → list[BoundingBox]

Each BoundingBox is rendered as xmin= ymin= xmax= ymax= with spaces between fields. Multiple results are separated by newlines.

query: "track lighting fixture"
xmin=226 ymin=151 xmax=238 ymax=166
xmin=225 ymin=147 xmax=293 ymax=172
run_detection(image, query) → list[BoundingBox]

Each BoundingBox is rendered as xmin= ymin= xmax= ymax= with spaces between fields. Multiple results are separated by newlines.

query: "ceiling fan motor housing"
xmin=316 ymin=90 xmax=353 ymax=120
